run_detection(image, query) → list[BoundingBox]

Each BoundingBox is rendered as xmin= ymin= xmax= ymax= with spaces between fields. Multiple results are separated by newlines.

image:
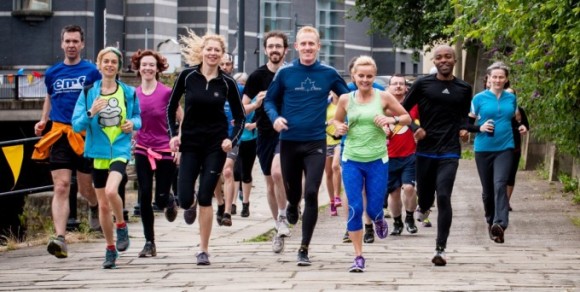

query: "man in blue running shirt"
xmin=264 ymin=26 xmax=349 ymax=266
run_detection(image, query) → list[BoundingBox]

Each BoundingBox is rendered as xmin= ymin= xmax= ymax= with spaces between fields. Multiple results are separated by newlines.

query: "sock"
xmin=364 ymin=223 xmax=373 ymax=231
xmin=56 ymin=234 xmax=65 ymax=241
xmin=394 ymin=215 xmax=403 ymax=223
xmin=278 ymin=209 xmax=286 ymax=218
xmin=116 ymin=222 xmax=127 ymax=229
xmin=299 ymin=245 xmax=308 ymax=251
xmin=405 ymin=210 xmax=414 ymax=220
xmin=90 ymin=204 xmax=98 ymax=211
xmin=217 ymin=204 xmax=225 ymax=214
xmin=107 ymin=245 xmax=116 ymax=251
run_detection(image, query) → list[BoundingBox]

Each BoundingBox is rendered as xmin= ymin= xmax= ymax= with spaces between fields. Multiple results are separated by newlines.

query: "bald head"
xmin=432 ymin=45 xmax=456 ymax=79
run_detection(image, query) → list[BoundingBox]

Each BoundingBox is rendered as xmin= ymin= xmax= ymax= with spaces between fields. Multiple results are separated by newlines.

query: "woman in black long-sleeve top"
xmin=166 ymin=30 xmax=245 ymax=266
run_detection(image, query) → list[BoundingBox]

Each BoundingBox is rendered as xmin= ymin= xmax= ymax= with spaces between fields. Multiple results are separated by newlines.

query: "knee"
xmin=53 ymin=180 xmax=71 ymax=196
xmin=223 ymin=167 xmax=233 ymax=180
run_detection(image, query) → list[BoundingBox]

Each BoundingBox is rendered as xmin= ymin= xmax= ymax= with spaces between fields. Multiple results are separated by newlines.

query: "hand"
xmin=255 ymin=91 xmax=267 ymax=107
xmin=221 ymin=138 xmax=233 ymax=153
xmin=459 ymin=129 xmax=469 ymax=142
xmin=91 ymin=97 xmax=108 ymax=114
xmin=334 ymin=122 xmax=348 ymax=136
xmin=169 ymin=136 xmax=181 ymax=152
xmin=373 ymin=115 xmax=390 ymax=128
xmin=273 ymin=117 xmax=288 ymax=132
xmin=34 ymin=120 xmax=46 ymax=136
xmin=518 ymin=124 xmax=528 ymax=135
xmin=480 ymin=120 xmax=494 ymax=133
xmin=414 ymin=127 xmax=426 ymax=142
xmin=121 ymin=120 xmax=133 ymax=133
xmin=245 ymin=123 xmax=257 ymax=131
xmin=173 ymin=152 xmax=181 ymax=165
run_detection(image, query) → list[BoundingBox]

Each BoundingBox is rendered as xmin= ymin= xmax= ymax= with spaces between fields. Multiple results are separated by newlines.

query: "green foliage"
xmin=535 ymin=162 xmax=549 ymax=180
xmin=461 ymin=148 xmax=474 ymax=160
xmin=451 ymin=0 xmax=580 ymax=156
xmin=245 ymin=228 xmax=276 ymax=243
xmin=349 ymin=0 xmax=455 ymax=53
xmin=559 ymin=173 xmax=579 ymax=193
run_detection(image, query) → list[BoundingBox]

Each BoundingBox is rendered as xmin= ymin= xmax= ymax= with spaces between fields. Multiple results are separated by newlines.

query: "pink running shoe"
xmin=330 ymin=203 xmax=338 ymax=216
xmin=334 ymin=197 xmax=342 ymax=208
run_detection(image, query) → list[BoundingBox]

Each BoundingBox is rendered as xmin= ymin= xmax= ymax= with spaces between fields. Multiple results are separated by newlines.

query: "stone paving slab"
xmin=0 ymin=159 xmax=579 ymax=291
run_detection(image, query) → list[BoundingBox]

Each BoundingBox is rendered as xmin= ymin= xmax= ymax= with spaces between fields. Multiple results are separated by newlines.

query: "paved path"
xmin=1 ymin=159 xmax=579 ymax=291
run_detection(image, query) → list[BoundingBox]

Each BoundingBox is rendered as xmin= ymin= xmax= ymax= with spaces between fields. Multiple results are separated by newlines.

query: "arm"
xmin=167 ymin=70 xmax=186 ymax=138
xmin=374 ymin=91 xmax=411 ymax=128
xmin=264 ymin=72 xmax=287 ymax=132
xmin=243 ymin=91 xmax=265 ymax=114
xmin=34 ymin=94 xmax=52 ymax=136
xmin=227 ymin=79 xmax=246 ymax=147
xmin=332 ymin=94 xmax=349 ymax=136
xmin=72 ymin=89 xmax=91 ymax=133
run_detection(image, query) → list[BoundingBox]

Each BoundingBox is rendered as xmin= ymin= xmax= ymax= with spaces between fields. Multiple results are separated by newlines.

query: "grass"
xmin=571 ymin=216 xmax=580 ymax=227
xmin=461 ymin=148 xmax=474 ymax=160
xmin=245 ymin=228 xmax=277 ymax=243
xmin=558 ymin=173 xmax=580 ymax=205
xmin=536 ymin=162 xmax=549 ymax=180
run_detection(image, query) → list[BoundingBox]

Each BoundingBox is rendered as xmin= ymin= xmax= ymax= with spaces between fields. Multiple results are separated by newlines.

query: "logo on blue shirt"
xmin=295 ymin=78 xmax=321 ymax=92
xmin=53 ymin=76 xmax=87 ymax=91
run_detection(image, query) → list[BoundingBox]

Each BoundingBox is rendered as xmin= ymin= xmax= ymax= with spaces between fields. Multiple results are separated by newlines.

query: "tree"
xmin=349 ymin=0 xmax=454 ymax=53
xmin=451 ymin=0 xmax=580 ymax=156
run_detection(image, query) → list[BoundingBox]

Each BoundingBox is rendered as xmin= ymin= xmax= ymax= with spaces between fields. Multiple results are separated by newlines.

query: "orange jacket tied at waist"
xmin=32 ymin=122 xmax=85 ymax=160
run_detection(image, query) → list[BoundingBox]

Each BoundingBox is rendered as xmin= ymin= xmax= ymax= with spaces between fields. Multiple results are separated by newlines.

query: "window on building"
xmin=260 ymin=1 xmax=293 ymax=64
xmin=317 ymin=0 xmax=345 ymax=74
xmin=413 ymin=63 xmax=418 ymax=75
xmin=14 ymin=0 xmax=51 ymax=11
xmin=400 ymin=62 xmax=406 ymax=75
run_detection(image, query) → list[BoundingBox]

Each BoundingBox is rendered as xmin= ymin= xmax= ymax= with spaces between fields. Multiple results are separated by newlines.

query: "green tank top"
xmin=98 ymin=86 xmax=126 ymax=144
xmin=343 ymin=89 xmax=388 ymax=162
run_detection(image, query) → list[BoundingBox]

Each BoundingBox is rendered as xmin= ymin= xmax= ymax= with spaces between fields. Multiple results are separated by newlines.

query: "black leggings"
xmin=507 ymin=150 xmax=521 ymax=186
xmin=234 ymin=139 xmax=257 ymax=183
xmin=178 ymin=149 xmax=226 ymax=208
xmin=415 ymin=156 xmax=459 ymax=249
xmin=280 ymin=139 xmax=326 ymax=247
xmin=135 ymin=153 xmax=176 ymax=242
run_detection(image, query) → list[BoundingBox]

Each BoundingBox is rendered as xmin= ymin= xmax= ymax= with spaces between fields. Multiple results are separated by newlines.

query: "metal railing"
xmin=0 ymin=74 xmax=47 ymax=100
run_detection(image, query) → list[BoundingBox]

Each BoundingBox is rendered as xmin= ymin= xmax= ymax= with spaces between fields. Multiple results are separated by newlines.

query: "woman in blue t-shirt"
xmin=467 ymin=62 xmax=527 ymax=244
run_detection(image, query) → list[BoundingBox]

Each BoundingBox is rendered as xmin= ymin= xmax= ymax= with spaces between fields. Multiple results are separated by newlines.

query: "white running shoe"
xmin=277 ymin=215 xmax=291 ymax=237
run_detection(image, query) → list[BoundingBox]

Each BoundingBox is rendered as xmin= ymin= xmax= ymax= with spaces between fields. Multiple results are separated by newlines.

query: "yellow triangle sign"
xmin=2 ymin=145 xmax=24 ymax=190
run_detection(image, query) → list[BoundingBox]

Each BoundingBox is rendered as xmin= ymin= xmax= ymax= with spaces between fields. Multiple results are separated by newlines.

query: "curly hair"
xmin=130 ymin=49 xmax=169 ymax=80
xmin=179 ymin=29 xmax=226 ymax=66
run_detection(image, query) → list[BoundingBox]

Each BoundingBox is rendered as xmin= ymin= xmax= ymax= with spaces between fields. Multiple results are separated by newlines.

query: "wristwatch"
xmin=393 ymin=116 xmax=400 ymax=125
xmin=86 ymin=110 xmax=92 ymax=118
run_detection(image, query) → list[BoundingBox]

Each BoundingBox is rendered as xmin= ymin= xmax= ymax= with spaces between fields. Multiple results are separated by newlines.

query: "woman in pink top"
xmin=131 ymin=50 xmax=183 ymax=257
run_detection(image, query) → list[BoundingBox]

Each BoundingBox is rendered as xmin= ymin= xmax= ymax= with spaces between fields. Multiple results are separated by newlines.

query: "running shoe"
xmin=221 ymin=213 xmax=232 ymax=227
xmin=390 ymin=220 xmax=404 ymax=236
xmin=116 ymin=225 xmax=130 ymax=252
xmin=138 ymin=241 xmax=157 ymax=257
xmin=432 ymin=247 xmax=447 ymax=266
xmin=296 ymin=248 xmax=311 ymax=266
xmin=384 ymin=208 xmax=392 ymax=218
xmin=164 ymin=195 xmax=178 ymax=222
xmin=184 ymin=200 xmax=198 ymax=225
xmin=363 ymin=227 xmax=375 ymax=243
xmin=272 ymin=234 xmax=285 ymax=253
xmin=196 ymin=251 xmax=211 ymax=265
xmin=102 ymin=248 xmax=119 ymax=269
xmin=231 ymin=204 xmax=237 ymax=215
xmin=240 ymin=202 xmax=250 ymax=217
xmin=277 ymin=215 xmax=291 ymax=237
xmin=286 ymin=204 xmax=300 ymax=225
xmin=342 ymin=230 xmax=352 ymax=243
xmin=334 ymin=197 xmax=342 ymax=207
xmin=215 ymin=204 xmax=225 ymax=226
xmin=491 ymin=223 xmax=505 ymax=244
xmin=415 ymin=207 xmax=431 ymax=222
xmin=348 ymin=256 xmax=365 ymax=273
xmin=405 ymin=216 xmax=418 ymax=234
xmin=47 ymin=236 xmax=68 ymax=259
xmin=330 ymin=203 xmax=338 ymax=216
xmin=374 ymin=218 xmax=389 ymax=239
xmin=422 ymin=218 xmax=432 ymax=227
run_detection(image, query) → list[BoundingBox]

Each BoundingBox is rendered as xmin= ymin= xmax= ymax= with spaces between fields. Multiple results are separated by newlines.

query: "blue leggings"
xmin=342 ymin=157 xmax=389 ymax=231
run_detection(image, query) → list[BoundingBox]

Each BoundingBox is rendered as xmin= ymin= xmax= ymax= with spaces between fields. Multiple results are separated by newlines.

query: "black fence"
xmin=0 ymin=74 xmax=47 ymax=100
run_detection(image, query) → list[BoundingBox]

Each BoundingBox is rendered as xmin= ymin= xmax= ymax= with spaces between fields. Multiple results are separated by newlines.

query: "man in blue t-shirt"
xmin=33 ymin=25 xmax=101 ymax=259
xmin=264 ymin=26 xmax=349 ymax=266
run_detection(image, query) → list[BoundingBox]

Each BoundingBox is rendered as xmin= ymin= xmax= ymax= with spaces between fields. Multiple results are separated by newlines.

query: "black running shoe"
xmin=221 ymin=213 xmax=232 ymax=226
xmin=231 ymin=204 xmax=237 ymax=215
xmin=491 ymin=223 xmax=505 ymax=244
xmin=390 ymin=221 xmax=403 ymax=236
xmin=164 ymin=195 xmax=178 ymax=222
xmin=240 ymin=202 xmax=250 ymax=217
xmin=432 ymin=247 xmax=447 ymax=266
xmin=363 ymin=227 xmax=375 ymax=243
xmin=138 ymin=241 xmax=157 ymax=257
xmin=405 ymin=216 xmax=418 ymax=234
xmin=216 ymin=204 xmax=225 ymax=226
xmin=286 ymin=204 xmax=299 ymax=225
xmin=297 ymin=248 xmax=311 ymax=266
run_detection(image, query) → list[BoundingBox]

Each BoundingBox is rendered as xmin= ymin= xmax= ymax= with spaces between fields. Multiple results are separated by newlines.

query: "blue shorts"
xmin=387 ymin=154 xmax=416 ymax=193
xmin=256 ymin=131 xmax=280 ymax=176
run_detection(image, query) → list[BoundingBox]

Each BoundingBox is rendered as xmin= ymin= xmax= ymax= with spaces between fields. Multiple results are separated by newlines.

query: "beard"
xmin=269 ymin=53 xmax=284 ymax=64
